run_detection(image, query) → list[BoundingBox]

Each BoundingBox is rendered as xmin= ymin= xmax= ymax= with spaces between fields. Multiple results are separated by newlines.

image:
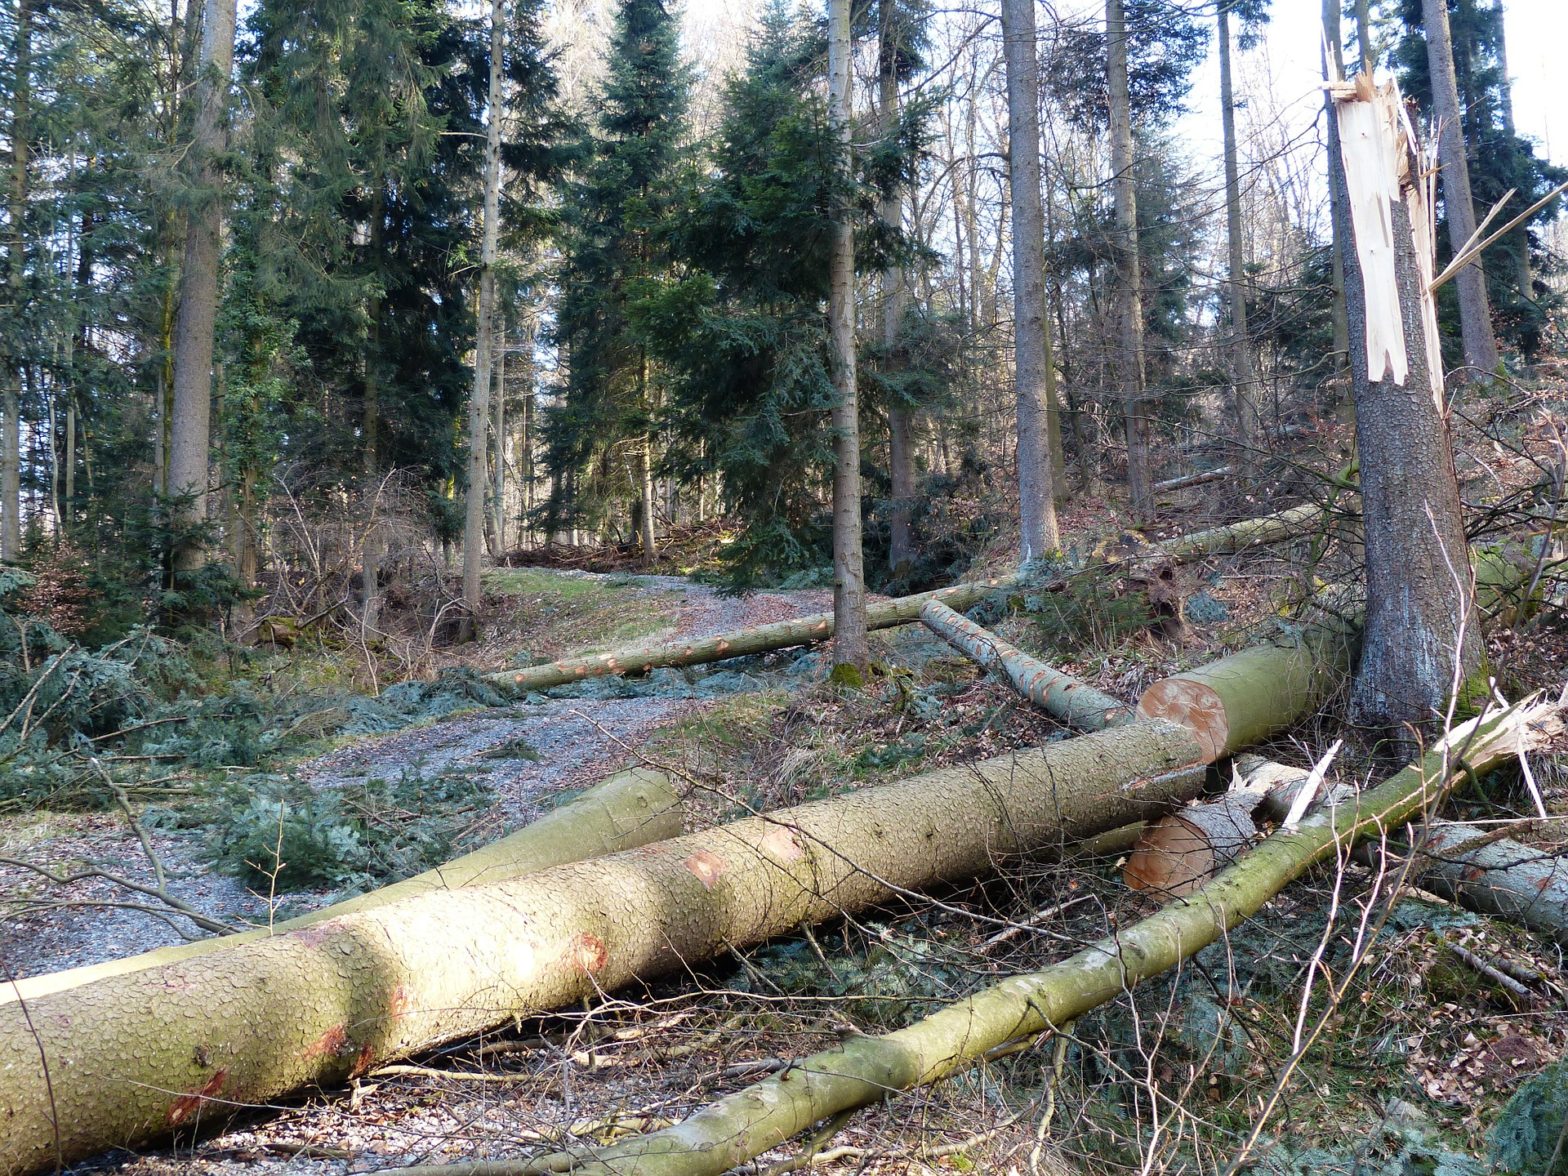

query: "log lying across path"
xmin=488 ymin=502 xmax=1333 ymax=695
xmin=0 ymin=631 xmax=1352 ymax=1175
xmin=0 ymin=768 xmax=684 ymax=1006
xmin=495 ymin=698 xmax=1559 ymax=1176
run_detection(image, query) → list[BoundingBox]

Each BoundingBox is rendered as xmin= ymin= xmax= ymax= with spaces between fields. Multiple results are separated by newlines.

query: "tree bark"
xmin=1323 ymin=0 xmax=1351 ymax=380
xmin=1332 ymin=76 xmax=1484 ymax=736
xmin=1423 ymin=0 xmax=1500 ymax=379
xmin=827 ymin=0 xmax=868 ymax=677
xmin=1218 ymin=3 xmax=1264 ymax=469
xmin=920 ymin=599 xmax=1131 ymax=730
xmin=1107 ymin=0 xmax=1153 ymax=523
xmin=496 ymin=699 xmax=1557 ymax=1176
xmin=1420 ymin=823 xmax=1568 ymax=947
xmin=462 ymin=0 xmax=504 ymax=640
xmin=1001 ymin=0 xmax=1061 ymax=561
xmin=1 ymin=768 xmax=683 ymax=1005
xmin=1 ymin=0 xmax=28 ymax=561
xmin=880 ymin=0 xmax=916 ymax=576
xmin=167 ymin=0 xmax=238 ymax=571
xmin=484 ymin=502 xmax=1333 ymax=694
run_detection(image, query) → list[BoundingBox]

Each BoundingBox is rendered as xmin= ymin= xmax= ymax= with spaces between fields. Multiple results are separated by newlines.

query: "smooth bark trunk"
xmin=827 ymin=0 xmax=868 ymax=675
xmin=1107 ymin=0 xmax=1152 ymax=522
xmin=462 ymin=0 xmax=504 ymax=639
xmin=1219 ymin=5 xmax=1263 ymax=468
xmin=167 ymin=0 xmax=238 ymax=571
xmin=1422 ymin=0 xmax=1500 ymax=379
xmin=1001 ymin=0 xmax=1061 ymax=560
xmin=1 ymin=0 xmax=28 ymax=560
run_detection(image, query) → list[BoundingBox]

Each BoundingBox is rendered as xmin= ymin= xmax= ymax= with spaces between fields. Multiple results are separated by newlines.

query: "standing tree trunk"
xmin=461 ymin=0 xmax=505 ymax=640
xmin=1332 ymin=75 xmax=1484 ymax=737
xmin=1001 ymin=0 xmax=1061 ymax=562
xmin=1107 ymin=0 xmax=1152 ymax=523
xmin=880 ymin=0 xmax=916 ymax=576
xmin=1490 ymin=0 xmax=1533 ymax=300
xmin=1 ymin=0 xmax=28 ymax=561
xmin=488 ymin=319 xmax=506 ymax=556
xmin=166 ymin=0 xmax=238 ymax=572
xmin=1323 ymin=0 xmax=1351 ymax=379
xmin=1218 ymin=2 xmax=1263 ymax=469
xmin=827 ymin=0 xmax=868 ymax=677
xmin=1422 ymin=0 xmax=1499 ymax=379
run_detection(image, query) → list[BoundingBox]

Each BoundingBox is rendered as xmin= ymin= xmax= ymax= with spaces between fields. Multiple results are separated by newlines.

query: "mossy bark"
xmin=1 ymin=769 xmax=683 ymax=1005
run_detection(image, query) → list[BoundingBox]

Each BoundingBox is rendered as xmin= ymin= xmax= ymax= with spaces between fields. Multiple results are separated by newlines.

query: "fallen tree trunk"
xmin=1154 ymin=465 xmax=1232 ymax=493
xmin=0 ymin=719 xmax=1212 ymax=1175
xmin=1420 ymin=823 xmax=1568 ymax=947
xmin=919 ymin=599 xmax=1131 ymax=730
xmin=489 ymin=698 xmax=1558 ymax=1176
xmin=488 ymin=502 xmax=1334 ymax=695
xmin=0 ymin=768 xmax=684 ymax=1006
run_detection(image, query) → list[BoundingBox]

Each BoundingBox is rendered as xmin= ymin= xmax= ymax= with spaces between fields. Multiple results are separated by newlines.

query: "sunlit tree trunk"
xmin=827 ymin=0 xmax=868 ymax=677
xmin=1107 ymin=0 xmax=1152 ymax=522
xmin=2 ymin=0 xmax=29 ymax=560
xmin=462 ymin=0 xmax=505 ymax=638
xmin=1001 ymin=0 xmax=1061 ymax=560
xmin=1218 ymin=2 xmax=1263 ymax=468
xmin=167 ymin=0 xmax=238 ymax=571
xmin=1423 ymin=0 xmax=1499 ymax=379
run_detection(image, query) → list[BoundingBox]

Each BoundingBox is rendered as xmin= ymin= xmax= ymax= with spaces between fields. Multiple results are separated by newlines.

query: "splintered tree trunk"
xmin=827 ymin=0 xmax=868 ymax=676
xmin=461 ymin=0 xmax=504 ymax=639
xmin=1107 ymin=0 xmax=1152 ymax=522
xmin=1218 ymin=3 xmax=1263 ymax=467
xmin=1422 ymin=0 xmax=1499 ymax=379
xmin=0 ymin=718 xmax=1233 ymax=1174
xmin=1332 ymin=76 xmax=1484 ymax=735
xmin=1 ymin=768 xmax=683 ymax=1005
xmin=1001 ymin=0 xmax=1061 ymax=560
xmin=484 ymin=502 xmax=1332 ymax=694
xmin=511 ymin=700 xmax=1558 ymax=1176
xmin=167 ymin=0 xmax=238 ymax=571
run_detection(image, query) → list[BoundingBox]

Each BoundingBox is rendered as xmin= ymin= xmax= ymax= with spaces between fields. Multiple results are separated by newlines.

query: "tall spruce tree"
xmin=547 ymin=0 xmax=690 ymax=561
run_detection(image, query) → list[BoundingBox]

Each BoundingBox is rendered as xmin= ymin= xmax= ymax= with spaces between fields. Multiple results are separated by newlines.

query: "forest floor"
xmin=9 ymin=401 xmax=1568 ymax=1174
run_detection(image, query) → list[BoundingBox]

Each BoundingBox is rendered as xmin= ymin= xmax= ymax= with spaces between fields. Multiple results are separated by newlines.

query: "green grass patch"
xmin=487 ymin=568 xmax=679 ymax=662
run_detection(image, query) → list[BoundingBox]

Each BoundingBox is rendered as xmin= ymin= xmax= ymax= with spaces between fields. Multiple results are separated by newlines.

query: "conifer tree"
xmin=547 ymin=0 xmax=689 ymax=562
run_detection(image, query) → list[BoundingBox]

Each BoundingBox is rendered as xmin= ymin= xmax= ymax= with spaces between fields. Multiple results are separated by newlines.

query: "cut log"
xmin=0 ymin=768 xmax=684 ymax=1005
xmin=1420 ymin=823 xmax=1568 ymax=947
xmin=918 ymin=599 xmax=1132 ymax=731
xmin=1154 ymin=465 xmax=1232 ymax=494
xmin=1123 ymin=793 xmax=1259 ymax=896
xmin=0 ymin=717 xmax=1224 ymax=1175
xmin=486 ymin=502 xmax=1334 ymax=695
xmin=495 ymin=698 xmax=1559 ymax=1176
